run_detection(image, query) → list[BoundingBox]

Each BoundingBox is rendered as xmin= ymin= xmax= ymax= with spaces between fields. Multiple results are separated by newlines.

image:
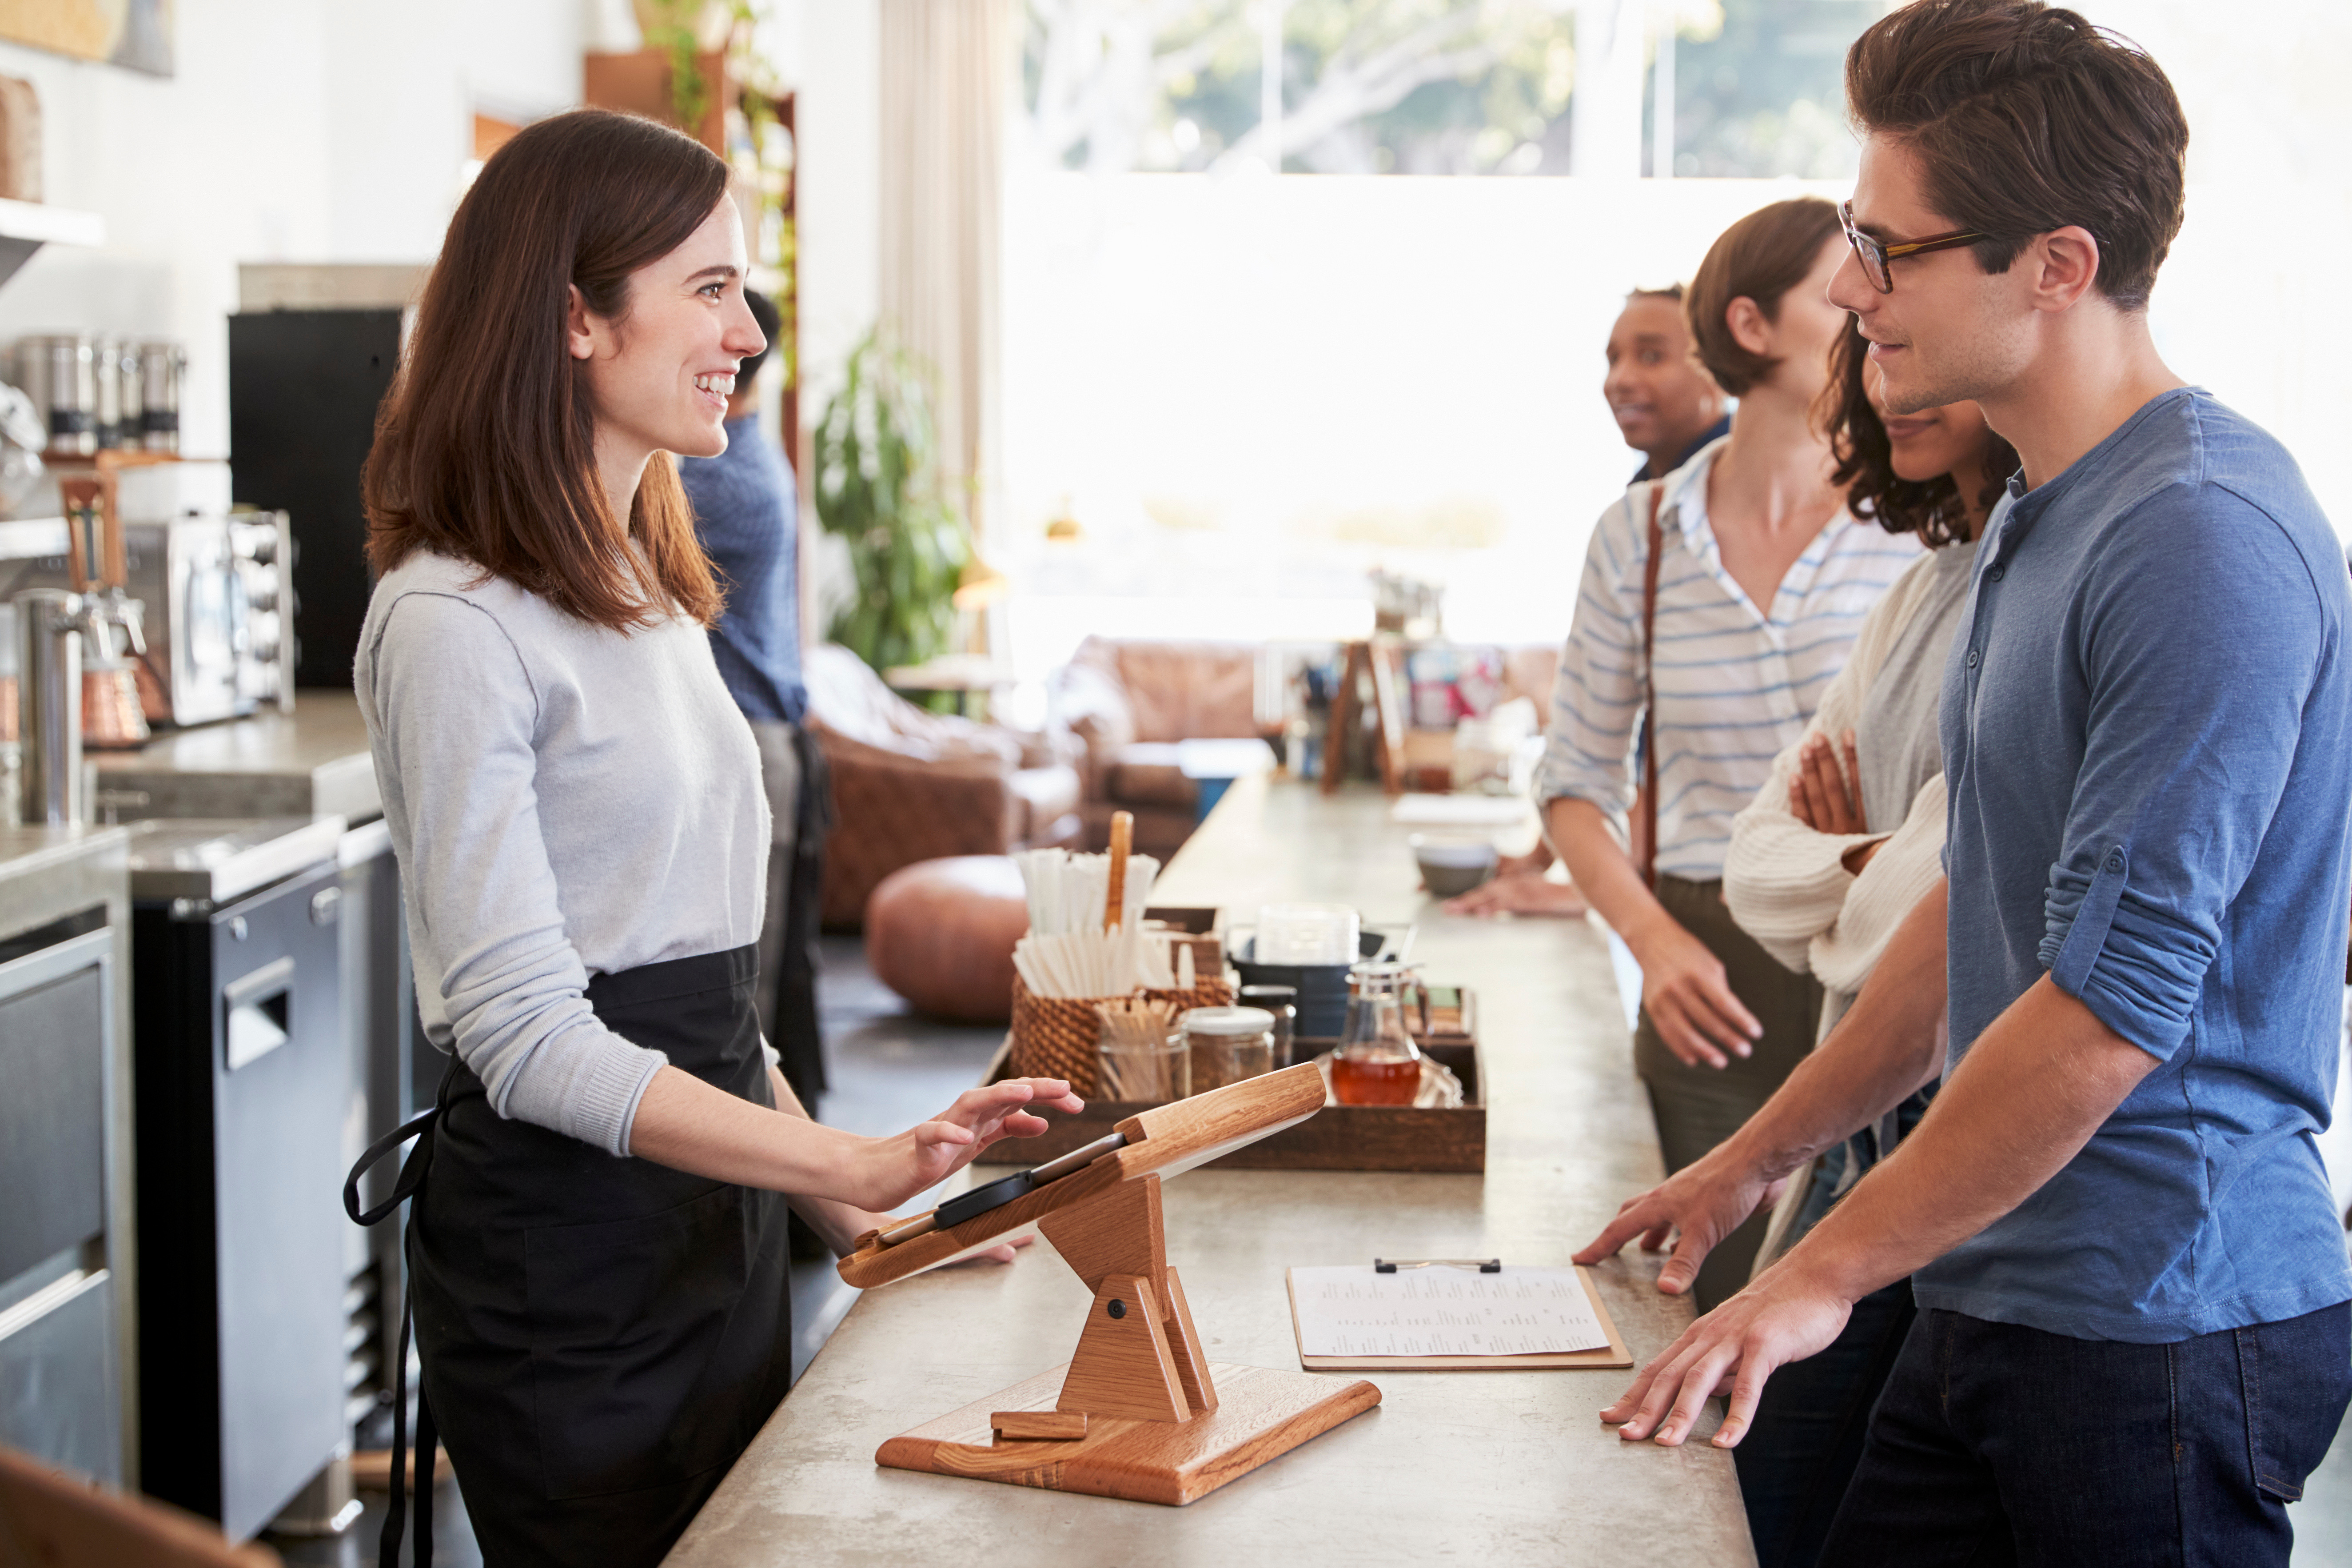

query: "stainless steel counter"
xmin=665 ymin=775 xmax=1753 ymax=1566
xmin=0 ymin=824 xmax=137 ymax=1487
xmin=91 ymin=691 xmax=378 ymax=823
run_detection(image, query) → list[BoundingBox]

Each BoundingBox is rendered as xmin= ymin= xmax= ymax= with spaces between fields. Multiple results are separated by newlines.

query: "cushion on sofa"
xmin=1104 ymin=742 xmax=1197 ymax=809
xmin=804 ymin=643 xmax=1021 ymax=766
xmin=1102 ymin=640 xmax=1259 ymax=744
xmin=1008 ymin=764 xmax=1084 ymax=838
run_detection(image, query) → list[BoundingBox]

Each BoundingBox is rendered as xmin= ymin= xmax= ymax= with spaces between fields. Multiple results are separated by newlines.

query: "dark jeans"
xmin=1738 ymin=1276 xmax=1919 ymax=1568
xmin=1820 ymin=1301 xmax=2352 ymax=1568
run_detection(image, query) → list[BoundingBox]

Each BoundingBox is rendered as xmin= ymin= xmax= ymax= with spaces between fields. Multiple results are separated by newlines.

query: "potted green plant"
xmin=812 ymin=331 xmax=969 ymax=680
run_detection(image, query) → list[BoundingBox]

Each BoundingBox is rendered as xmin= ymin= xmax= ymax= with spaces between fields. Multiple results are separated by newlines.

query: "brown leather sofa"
xmin=804 ymin=645 xmax=1083 ymax=927
xmin=1049 ymin=637 xmax=1269 ymax=859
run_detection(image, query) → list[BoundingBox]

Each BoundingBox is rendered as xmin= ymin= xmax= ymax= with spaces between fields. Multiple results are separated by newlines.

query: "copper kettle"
xmin=56 ymin=467 xmax=151 ymax=750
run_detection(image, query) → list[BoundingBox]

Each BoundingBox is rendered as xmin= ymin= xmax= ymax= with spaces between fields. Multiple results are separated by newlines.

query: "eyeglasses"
xmin=1839 ymin=200 xmax=1992 ymax=295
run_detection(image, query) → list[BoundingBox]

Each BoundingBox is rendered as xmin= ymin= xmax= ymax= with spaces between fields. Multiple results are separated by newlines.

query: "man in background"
xmin=1447 ymin=286 xmax=1726 ymax=915
xmin=679 ymin=287 xmax=831 ymax=1111
xmin=1610 ymin=283 xmax=1730 ymax=483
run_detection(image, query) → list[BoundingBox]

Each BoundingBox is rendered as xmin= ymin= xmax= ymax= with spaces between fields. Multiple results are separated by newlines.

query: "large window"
xmin=999 ymin=0 xmax=2352 ymax=682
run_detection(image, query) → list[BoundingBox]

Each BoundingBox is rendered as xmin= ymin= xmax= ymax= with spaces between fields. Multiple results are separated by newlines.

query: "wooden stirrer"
xmin=1104 ymin=810 xmax=1133 ymax=933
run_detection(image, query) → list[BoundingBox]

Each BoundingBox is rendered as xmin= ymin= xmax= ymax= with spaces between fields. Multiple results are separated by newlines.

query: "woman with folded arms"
xmin=1714 ymin=317 xmax=2015 ymax=1568
xmin=1537 ymin=198 xmax=1920 ymax=1312
xmin=350 ymin=110 xmax=1074 ymax=1567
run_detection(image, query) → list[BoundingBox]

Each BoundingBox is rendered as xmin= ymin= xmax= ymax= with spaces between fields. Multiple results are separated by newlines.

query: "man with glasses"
xmin=1575 ymin=2 xmax=2352 ymax=1561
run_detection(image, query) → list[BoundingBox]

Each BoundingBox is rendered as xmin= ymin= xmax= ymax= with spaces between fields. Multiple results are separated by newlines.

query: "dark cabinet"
xmin=132 ymin=835 xmax=348 ymax=1542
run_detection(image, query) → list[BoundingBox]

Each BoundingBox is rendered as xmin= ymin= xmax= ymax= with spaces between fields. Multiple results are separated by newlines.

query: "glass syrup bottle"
xmin=1331 ymin=961 xmax=1423 ymax=1105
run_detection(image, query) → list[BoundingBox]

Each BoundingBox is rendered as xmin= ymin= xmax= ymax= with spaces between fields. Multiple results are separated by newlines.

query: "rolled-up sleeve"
xmin=2038 ymin=496 xmax=2324 ymax=1059
xmin=1535 ymin=497 xmax=1644 ymax=841
xmin=368 ymin=593 xmax=667 ymax=1153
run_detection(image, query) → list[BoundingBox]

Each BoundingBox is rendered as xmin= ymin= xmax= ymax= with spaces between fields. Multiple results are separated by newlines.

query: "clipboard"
xmin=1284 ymin=1261 xmax=1635 ymax=1372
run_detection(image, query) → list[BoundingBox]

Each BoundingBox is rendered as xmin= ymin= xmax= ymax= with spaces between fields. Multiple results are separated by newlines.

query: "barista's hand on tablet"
xmin=1571 ymin=1143 xmax=1785 ymax=1296
xmin=867 ymin=1078 xmax=1084 ymax=1210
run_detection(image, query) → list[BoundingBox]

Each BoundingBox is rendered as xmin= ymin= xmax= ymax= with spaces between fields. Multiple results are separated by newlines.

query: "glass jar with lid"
xmin=1332 ymin=961 xmax=1423 ymax=1105
xmin=1180 ymin=1005 xmax=1277 ymax=1093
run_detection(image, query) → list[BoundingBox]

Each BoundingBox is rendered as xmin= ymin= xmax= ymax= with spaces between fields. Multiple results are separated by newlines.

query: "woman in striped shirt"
xmin=1537 ymin=198 xmax=1919 ymax=1310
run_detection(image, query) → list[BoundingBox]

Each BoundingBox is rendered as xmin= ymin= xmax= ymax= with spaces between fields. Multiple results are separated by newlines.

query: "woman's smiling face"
xmin=1866 ymin=363 xmax=1993 ymax=487
xmin=570 ymin=195 xmax=766 ymax=466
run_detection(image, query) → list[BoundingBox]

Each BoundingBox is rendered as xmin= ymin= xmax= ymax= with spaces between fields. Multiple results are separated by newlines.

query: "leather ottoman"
xmin=863 ymin=855 xmax=1029 ymax=1024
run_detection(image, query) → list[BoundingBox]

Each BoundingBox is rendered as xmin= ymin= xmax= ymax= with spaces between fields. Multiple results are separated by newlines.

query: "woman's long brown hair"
xmin=363 ymin=109 xmax=727 ymax=630
xmin=1818 ymin=319 xmax=2017 ymax=547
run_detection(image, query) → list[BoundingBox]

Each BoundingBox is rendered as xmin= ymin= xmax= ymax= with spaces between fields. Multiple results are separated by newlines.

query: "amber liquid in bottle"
xmin=1331 ymin=1053 xmax=1421 ymax=1105
xmin=1332 ymin=960 xmax=1424 ymax=1105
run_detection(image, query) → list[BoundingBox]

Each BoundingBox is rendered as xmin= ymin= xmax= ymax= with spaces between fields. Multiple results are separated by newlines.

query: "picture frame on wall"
xmin=0 ymin=0 xmax=174 ymax=80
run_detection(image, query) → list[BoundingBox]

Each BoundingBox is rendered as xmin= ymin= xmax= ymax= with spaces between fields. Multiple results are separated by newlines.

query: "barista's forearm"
xmin=768 ymin=1066 xmax=886 ymax=1255
xmin=1721 ymin=878 xmax=1951 ymax=1181
xmin=629 ymin=1064 xmax=877 ymax=1210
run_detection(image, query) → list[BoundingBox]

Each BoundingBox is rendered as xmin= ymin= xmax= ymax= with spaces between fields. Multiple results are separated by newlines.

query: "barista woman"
xmin=351 ymin=110 xmax=1078 ymax=1566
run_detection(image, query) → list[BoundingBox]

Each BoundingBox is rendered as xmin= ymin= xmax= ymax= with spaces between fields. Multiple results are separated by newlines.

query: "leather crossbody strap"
xmin=1638 ymin=482 xmax=1666 ymax=891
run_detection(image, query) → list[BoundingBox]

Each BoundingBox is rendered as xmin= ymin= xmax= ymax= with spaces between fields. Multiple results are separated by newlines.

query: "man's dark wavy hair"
xmin=1845 ymin=0 xmax=2188 ymax=311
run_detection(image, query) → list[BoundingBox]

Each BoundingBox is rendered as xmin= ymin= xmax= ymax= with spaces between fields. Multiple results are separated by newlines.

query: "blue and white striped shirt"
xmin=1536 ymin=438 xmax=1920 ymax=881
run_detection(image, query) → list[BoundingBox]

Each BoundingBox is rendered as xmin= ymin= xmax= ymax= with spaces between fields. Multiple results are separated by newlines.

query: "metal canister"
xmin=14 ymin=588 xmax=84 ymax=826
xmin=1237 ymin=983 xmax=1299 ymax=1068
xmin=42 ymin=336 xmax=97 ymax=456
xmin=92 ymin=335 xmax=126 ymax=449
xmin=137 ymin=339 xmax=184 ymax=453
xmin=117 ymin=341 xmax=144 ymax=445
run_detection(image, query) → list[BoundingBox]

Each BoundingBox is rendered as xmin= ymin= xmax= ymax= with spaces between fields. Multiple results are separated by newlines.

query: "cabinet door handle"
xmin=223 ymin=955 xmax=295 ymax=1072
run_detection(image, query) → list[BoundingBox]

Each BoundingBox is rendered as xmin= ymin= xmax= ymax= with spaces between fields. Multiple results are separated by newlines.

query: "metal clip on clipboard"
xmin=1373 ymin=1257 xmax=1501 ymax=1274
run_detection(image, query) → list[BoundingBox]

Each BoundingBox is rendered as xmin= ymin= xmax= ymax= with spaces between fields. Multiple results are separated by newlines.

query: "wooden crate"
xmin=980 ymin=1037 xmax=1485 ymax=1174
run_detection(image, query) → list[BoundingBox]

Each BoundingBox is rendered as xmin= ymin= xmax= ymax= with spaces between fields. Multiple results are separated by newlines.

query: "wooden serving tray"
xmin=979 ymin=1037 xmax=1486 ymax=1174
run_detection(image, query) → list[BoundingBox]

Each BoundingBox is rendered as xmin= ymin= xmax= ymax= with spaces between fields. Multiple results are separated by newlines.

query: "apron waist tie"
xmin=345 ymin=1065 xmax=453 ymax=1568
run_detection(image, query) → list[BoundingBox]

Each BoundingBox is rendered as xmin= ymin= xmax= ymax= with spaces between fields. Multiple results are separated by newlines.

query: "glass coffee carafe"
xmin=1331 ymin=961 xmax=1424 ymax=1105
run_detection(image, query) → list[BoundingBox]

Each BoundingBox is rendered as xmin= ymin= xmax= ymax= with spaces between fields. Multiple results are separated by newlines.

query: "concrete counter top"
xmin=91 ymin=691 xmax=379 ymax=823
xmin=666 ymin=774 xmax=1752 ymax=1566
xmin=0 ymin=822 xmax=132 ymax=895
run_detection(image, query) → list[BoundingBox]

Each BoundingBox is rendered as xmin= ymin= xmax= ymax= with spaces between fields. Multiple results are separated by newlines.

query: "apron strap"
xmin=346 ymin=1054 xmax=455 ymax=1568
xmin=343 ymin=1107 xmax=439 ymax=1228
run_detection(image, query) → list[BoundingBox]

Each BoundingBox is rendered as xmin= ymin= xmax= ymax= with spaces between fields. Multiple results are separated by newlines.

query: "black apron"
xmin=348 ymin=945 xmax=791 ymax=1568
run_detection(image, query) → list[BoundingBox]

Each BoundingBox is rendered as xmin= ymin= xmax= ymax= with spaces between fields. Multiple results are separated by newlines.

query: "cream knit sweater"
xmin=1723 ymin=546 xmax=1960 ymax=1037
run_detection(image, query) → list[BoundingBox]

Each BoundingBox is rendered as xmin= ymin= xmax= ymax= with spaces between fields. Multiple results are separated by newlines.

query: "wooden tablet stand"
xmin=838 ymin=1063 xmax=1380 ymax=1505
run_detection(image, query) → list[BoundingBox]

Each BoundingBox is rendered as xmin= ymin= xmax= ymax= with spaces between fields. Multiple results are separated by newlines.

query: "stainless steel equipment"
xmin=127 ymin=815 xmax=349 ymax=1541
xmin=0 ymin=826 xmax=138 ymax=1489
xmin=13 ymin=586 xmax=81 ymax=824
xmin=92 ymin=336 xmax=129 ymax=450
xmin=0 ymin=462 xmax=296 ymax=728
xmin=136 ymin=339 xmax=183 ymax=455
xmin=16 ymin=336 xmax=96 ymax=458
xmin=331 ymin=818 xmax=412 ymax=1452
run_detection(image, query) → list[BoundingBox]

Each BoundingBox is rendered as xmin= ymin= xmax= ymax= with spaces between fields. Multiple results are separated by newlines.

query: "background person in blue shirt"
xmin=1577 ymin=3 xmax=2352 ymax=1561
xmin=679 ymin=287 xmax=830 ymax=1109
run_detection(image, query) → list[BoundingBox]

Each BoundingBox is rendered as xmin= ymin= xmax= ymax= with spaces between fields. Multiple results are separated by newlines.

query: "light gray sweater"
xmin=355 ymin=551 xmax=769 ymax=1154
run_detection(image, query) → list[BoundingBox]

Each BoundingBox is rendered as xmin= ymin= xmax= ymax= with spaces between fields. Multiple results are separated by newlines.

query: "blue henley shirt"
xmin=1921 ymin=386 xmax=2352 ymax=1343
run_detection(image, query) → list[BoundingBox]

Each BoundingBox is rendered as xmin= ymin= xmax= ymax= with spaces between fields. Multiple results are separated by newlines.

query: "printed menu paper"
xmin=1288 ymin=1265 xmax=1610 ymax=1359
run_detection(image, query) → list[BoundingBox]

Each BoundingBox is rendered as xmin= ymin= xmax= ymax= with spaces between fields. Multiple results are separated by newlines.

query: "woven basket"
xmin=1009 ymin=975 xmax=1235 ymax=1098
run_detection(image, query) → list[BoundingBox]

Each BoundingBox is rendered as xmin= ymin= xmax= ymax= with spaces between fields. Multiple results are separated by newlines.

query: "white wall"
xmin=789 ymin=0 xmax=880 ymax=425
xmin=0 ymin=0 xmax=583 ymax=461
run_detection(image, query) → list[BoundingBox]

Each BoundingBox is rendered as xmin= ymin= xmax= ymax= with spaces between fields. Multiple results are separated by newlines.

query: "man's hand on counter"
xmin=1571 ymin=1144 xmax=1784 ymax=1297
xmin=1598 ymin=1255 xmax=1854 ymax=1449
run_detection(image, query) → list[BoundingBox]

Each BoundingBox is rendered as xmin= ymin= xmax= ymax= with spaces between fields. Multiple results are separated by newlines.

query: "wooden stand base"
xmin=877 ymin=1361 xmax=1380 ymax=1506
